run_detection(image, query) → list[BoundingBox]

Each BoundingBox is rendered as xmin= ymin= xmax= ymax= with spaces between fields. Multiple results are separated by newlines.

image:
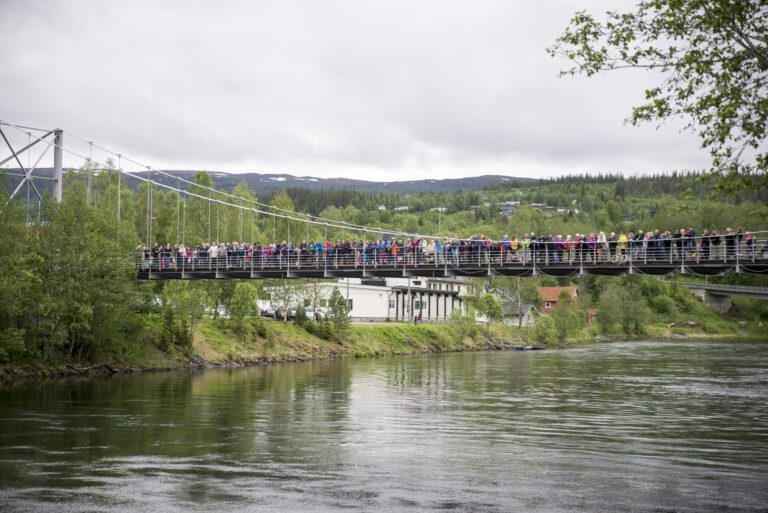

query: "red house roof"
xmin=539 ymin=286 xmax=578 ymax=303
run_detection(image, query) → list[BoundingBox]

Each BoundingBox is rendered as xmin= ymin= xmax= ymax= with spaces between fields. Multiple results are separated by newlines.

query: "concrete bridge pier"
xmin=689 ymin=287 xmax=733 ymax=313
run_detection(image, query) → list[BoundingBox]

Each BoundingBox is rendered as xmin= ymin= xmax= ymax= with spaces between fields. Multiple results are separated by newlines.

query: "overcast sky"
xmin=0 ymin=0 xmax=709 ymax=180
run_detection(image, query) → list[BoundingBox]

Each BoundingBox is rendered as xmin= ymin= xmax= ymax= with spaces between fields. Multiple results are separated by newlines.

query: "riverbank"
xmin=1 ymin=314 xmax=764 ymax=381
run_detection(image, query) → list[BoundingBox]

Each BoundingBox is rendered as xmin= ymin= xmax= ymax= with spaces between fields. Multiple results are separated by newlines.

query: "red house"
xmin=539 ymin=287 xmax=578 ymax=314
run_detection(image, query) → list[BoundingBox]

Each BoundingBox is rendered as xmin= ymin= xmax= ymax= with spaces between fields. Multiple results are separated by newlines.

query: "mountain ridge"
xmin=4 ymin=169 xmax=540 ymax=194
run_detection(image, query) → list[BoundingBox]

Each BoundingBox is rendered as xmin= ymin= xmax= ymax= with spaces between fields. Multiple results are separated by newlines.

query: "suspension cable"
xmin=182 ymin=192 xmax=187 ymax=246
xmin=61 ymin=127 xmax=432 ymax=236
xmin=3 ymin=120 xmax=451 ymax=240
xmin=116 ymin=155 xmax=121 ymax=247
xmin=176 ymin=178 xmax=181 ymax=245
xmin=147 ymin=167 xmax=152 ymax=249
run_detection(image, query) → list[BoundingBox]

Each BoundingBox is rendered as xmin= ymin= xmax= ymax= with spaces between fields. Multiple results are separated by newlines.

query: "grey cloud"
xmin=0 ymin=0 xmax=710 ymax=179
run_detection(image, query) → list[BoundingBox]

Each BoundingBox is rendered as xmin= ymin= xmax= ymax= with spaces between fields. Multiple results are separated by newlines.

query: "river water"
xmin=1 ymin=340 xmax=767 ymax=512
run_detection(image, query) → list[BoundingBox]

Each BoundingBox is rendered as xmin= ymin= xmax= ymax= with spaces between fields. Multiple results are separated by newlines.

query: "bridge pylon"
xmin=0 ymin=122 xmax=64 ymax=211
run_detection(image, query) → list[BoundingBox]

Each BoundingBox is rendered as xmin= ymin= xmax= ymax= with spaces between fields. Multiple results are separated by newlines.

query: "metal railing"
xmin=134 ymin=233 xmax=768 ymax=273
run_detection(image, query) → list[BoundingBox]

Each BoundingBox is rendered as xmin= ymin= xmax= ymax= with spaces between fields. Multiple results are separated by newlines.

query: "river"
xmin=1 ymin=340 xmax=766 ymax=512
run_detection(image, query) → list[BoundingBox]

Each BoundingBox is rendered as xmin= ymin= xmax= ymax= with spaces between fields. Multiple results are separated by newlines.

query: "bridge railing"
xmin=671 ymin=281 xmax=768 ymax=292
xmin=134 ymin=233 xmax=767 ymax=273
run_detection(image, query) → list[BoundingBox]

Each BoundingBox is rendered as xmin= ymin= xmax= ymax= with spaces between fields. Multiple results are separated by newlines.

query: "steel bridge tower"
xmin=0 ymin=122 xmax=63 ymax=205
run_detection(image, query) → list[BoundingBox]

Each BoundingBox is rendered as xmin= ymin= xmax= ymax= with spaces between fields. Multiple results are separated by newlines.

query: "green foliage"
xmin=160 ymin=282 xmax=207 ymax=350
xmin=549 ymin=1 xmax=768 ymax=191
xmin=161 ymin=306 xmax=176 ymax=351
xmin=451 ymin=309 xmax=479 ymax=341
xmin=327 ymin=287 xmax=350 ymax=336
xmin=294 ymin=304 xmax=308 ymax=327
xmin=552 ymin=289 xmax=585 ymax=341
xmin=229 ymin=282 xmax=259 ymax=340
xmin=477 ymin=294 xmax=503 ymax=324
xmin=534 ymin=315 xmax=557 ymax=344
xmin=594 ymin=277 xmax=654 ymax=335
xmin=597 ymin=281 xmax=627 ymax=335
xmin=229 ymin=282 xmax=258 ymax=321
xmin=302 ymin=317 xmax=335 ymax=341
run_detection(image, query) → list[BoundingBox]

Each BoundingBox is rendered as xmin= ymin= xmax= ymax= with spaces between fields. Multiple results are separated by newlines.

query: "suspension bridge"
xmin=2 ymin=119 xmax=768 ymax=281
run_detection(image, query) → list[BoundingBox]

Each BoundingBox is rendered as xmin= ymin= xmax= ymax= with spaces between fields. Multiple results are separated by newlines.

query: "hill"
xmin=4 ymin=168 xmax=539 ymax=194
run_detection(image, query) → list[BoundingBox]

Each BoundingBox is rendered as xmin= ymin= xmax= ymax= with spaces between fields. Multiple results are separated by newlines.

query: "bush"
xmin=0 ymin=328 xmax=27 ymax=363
xmin=252 ymin=317 xmax=270 ymax=339
xmin=294 ymin=305 xmax=308 ymax=327
xmin=303 ymin=317 xmax=335 ymax=341
xmin=534 ymin=315 xmax=557 ymax=344
xmin=649 ymin=295 xmax=675 ymax=315
xmin=451 ymin=309 xmax=479 ymax=340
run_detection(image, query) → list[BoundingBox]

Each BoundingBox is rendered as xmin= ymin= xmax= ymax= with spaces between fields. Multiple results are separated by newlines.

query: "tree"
xmin=270 ymin=190 xmax=296 ymax=242
xmin=327 ymin=286 xmax=350 ymax=336
xmin=0 ymin=195 xmax=42 ymax=362
xmin=552 ymin=289 xmax=584 ymax=341
xmin=477 ymin=294 xmax=504 ymax=325
xmin=502 ymin=277 xmax=542 ymax=328
xmin=270 ymin=280 xmax=305 ymax=322
xmin=549 ymin=1 xmax=768 ymax=191
xmin=622 ymin=280 xmax=652 ymax=335
xmin=229 ymin=282 xmax=258 ymax=322
xmin=38 ymin=181 xmax=142 ymax=360
xmin=160 ymin=282 xmax=208 ymax=350
xmin=229 ymin=282 xmax=259 ymax=340
xmin=187 ymin=171 xmax=215 ymax=244
xmin=597 ymin=281 xmax=625 ymax=335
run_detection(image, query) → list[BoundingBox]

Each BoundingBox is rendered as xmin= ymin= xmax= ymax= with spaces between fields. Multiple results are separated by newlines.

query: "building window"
xmin=347 ymin=299 xmax=353 ymax=310
xmin=388 ymin=299 xmax=395 ymax=308
xmin=544 ymin=301 xmax=551 ymax=309
xmin=414 ymin=300 xmax=424 ymax=310
xmin=413 ymin=280 xmax=422 ymax=286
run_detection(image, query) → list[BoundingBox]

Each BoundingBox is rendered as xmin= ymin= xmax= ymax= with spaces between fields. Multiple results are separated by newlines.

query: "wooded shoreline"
xmin=1 ymin=320 xmax=762 ymax=383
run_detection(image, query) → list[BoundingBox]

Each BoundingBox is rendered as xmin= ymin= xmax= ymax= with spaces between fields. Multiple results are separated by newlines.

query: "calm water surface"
xmin=1 ymin=340 xmax=767 ymax=512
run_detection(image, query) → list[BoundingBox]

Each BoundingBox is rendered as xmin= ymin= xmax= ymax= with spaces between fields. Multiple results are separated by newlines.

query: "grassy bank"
xmin=2 ymin=279 xmax=766 ymax=381
xmin=193 ymin=319 xmax=525 ymax=365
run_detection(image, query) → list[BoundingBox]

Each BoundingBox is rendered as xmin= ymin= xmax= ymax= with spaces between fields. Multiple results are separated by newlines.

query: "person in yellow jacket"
xmin=618 ymin=233 xmax=628 ymax=259
xmin=521 ymin=234 xmax=531 ymax=263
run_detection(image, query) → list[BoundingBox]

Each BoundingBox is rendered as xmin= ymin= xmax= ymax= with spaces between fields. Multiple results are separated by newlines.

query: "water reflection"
xmin=1 ymin=340 xmax=767 ymax=512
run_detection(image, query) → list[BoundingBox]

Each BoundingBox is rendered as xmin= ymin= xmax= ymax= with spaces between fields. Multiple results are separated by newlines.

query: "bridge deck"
xmin=136 ymin=253 xmax=768 ymax=280
xmin=672 ymin=281 xmax=768 ymax=300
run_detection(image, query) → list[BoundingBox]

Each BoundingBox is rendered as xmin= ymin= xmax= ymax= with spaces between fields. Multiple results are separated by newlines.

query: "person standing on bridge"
xmin=711 ymin=230 xmax=722 ymax=260
xmin=725 ymin=228 xmax=736 ymax=259
xmin=618 ymin=232 xmax=628 ymax=260
xmin=737 ymin=227 xmax=744 ymax=256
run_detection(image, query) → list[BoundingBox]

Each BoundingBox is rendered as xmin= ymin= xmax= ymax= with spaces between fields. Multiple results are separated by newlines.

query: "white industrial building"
xmin=266 ymin=277 xmax=469 ymax=322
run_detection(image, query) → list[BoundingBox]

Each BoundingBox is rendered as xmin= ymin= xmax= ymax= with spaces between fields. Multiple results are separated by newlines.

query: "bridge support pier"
xmin=689 ymin=287 xmax=733 ymax=313
xmin=705 ymin=292 xmax=732 ymax=313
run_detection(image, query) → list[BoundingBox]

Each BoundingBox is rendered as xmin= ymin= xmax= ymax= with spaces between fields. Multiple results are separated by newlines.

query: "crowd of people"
xmin=135 ymin=227 xmax=764 ymax=270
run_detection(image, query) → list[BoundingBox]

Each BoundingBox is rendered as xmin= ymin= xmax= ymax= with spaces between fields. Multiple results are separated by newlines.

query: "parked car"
xmin=261 ymin=307 xmax=275 ymax=318
xmin=304 ymin=307 xmax=327 ymax=320
xmin=274 ymin=308 xmax=296 ymax=321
